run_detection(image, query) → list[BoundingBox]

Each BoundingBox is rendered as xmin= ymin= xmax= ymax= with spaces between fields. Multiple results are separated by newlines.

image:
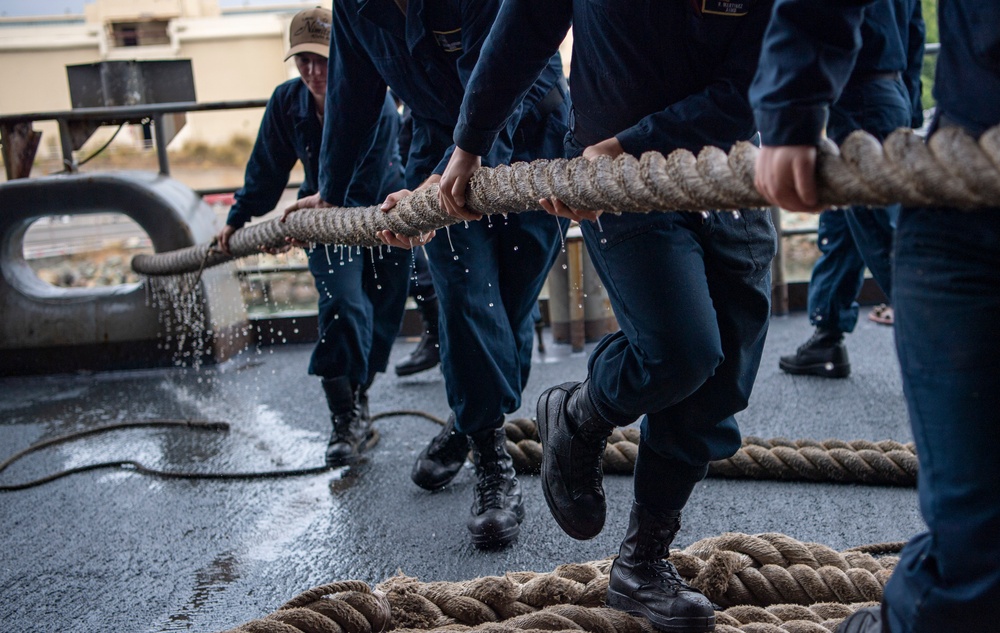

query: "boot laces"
xmin=430 ymin=423 xmax=456 ymax=451
xmin=332 ymin=407 xmax=363 ymax=443
xmin=428 ymin=424 xmax=467 ymax=461
xmin=800 ymin=329 xmax=839 ymax=352
xmin=474 ymin=461 xmax=507 ymax=510
xmin=572 ymin=423 xmax=609 ymax=490
xmin=644 ymin=559 xmax=691 ymax=595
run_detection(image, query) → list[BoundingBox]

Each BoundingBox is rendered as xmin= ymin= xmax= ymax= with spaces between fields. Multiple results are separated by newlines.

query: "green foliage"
xmin=922 ymin=0 xmax=938 ymax=43
xmin=920 ymin=0 xmax=938 ymax=109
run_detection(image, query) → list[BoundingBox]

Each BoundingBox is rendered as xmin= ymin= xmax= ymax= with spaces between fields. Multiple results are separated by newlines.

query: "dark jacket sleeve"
xmin=226 ymin=85 xmax=299 ymax=230
xmin=319 ymin=2 xmax=392 ymax=206
xmin=750 ymin=0 xmax=873 ymax=146
xmin=903 ymin=0 xmax=926 ymax=129
xmin=452 ymin=0 xmax=572 ymax=159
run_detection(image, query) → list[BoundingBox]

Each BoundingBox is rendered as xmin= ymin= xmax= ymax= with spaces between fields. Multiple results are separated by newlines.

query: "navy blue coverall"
xmin=752 ymin=1 xmax=1000 ymax=630
xmin=806 ymin=0 xmax=924 ymax=335
xmin=455 ymin=0 xmax=777 ymax=511
xmin=227 ymin=82 xmax=410 ymax=388
xmin=318 ymin=0 xmax=570 ymax=434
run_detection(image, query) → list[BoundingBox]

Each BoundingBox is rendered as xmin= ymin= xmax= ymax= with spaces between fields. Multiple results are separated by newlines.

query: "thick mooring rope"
xmin=0 ymin=414 xmax=916 ymax=491
xmin=216 ymin=532 xmax=900 ymax=633
xmin=501 ymin=418 xmax=918 ymax=487
xmin=133 ymin=125 xmax=1000 ymax=276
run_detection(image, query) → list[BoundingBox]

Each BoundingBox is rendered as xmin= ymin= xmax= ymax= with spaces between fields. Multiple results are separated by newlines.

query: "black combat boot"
xmin=466 ymin=427 xmax=524 ymax=549
xmin=357 ymin=377 xmax=372 ymax=428
xmin=411 ymin=413 xmax=470 ymax=490
xmin=535 ymin=380 xmax=615 ymax=540
xmin=358 ymin=389 xmax=370 ymax=427
xmin=395 ymin=297 xmax=440 ymax=376
xmin=836 ymin=605 xmax=888 ymax=633
xmin=779 ymin=327 xmax=850 ymax=378
xmin=321 ymin=377 xmax=374 ymax=466
xmin=607 ymin=502 xmax=716 ymax=632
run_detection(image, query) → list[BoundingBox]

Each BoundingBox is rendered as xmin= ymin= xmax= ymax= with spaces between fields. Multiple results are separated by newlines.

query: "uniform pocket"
xmin=707 ymin=210 xmax=776 ymax=274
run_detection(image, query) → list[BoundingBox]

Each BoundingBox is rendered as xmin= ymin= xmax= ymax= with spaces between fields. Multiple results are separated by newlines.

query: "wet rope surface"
xmin=217 ymin=532 xmax=902 ymax=633
xmin=0 ymin=413 xmax=917 ymax=491
xmin=501 ymin=418 xmax=917 ymax=487
xmin=132 ymin=125 xmax=1000 ymax=276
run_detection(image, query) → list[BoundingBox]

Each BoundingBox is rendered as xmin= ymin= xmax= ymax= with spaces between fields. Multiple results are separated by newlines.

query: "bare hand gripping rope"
xmin=132 ymin=125 xmax=1000 ymax=277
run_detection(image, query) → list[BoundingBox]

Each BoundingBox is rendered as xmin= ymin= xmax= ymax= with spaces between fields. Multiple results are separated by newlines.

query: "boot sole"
xmin=778 ymin=359 xmax=850 ymax=378
xmin=536 ymin=386 xmax=602 ymax=541
xmin=470 ymin=522 xmax=520 ymax=549
xmin=606 ymin=589 xmax=715 ymax=633
xmin=394 ymin=360 xmax=439 ymax=377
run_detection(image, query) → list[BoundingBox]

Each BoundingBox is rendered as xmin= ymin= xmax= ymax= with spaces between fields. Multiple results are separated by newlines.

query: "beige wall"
xmin=0 ymin=9 xmax=307 ymax=160
xmin=178 ymin=32 xmax=291 ymax=146
xmin=0 ymin=28 xmax=103 ymax=158
xmin=84 ymin=0 xmax=220 ymax=23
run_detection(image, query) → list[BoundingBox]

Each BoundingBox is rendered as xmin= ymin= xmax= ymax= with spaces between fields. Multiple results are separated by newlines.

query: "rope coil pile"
xmin=500 ymin=418 xmax=918 ymax=487
xmin=0 ymin=414 xmax=917 ymax=490
xmin=133 ymin=125 xmax=1000 ymax=276
xmin=218 ymin=532 xmax=901 ymax=633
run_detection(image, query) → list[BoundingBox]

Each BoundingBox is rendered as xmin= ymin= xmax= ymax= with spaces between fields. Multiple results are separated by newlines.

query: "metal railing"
xmin=0 ymin=99 xmax=268 ymax=181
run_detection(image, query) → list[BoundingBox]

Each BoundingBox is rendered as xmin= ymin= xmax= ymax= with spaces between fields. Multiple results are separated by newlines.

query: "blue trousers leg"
xmin=425 ymin=212 xmax=566 ymax=433
xmin=884 ymin=207 xmax=1000 ymax=632
xmin=307 ymin=244 xmax=410 ymax=387
xmin=807 ymin=209 xmax=866 ymax=333
xmin=580 ymin=210 xmax=775 ymax=501
xmin=844 ymin=203 xmax=897 ymax=301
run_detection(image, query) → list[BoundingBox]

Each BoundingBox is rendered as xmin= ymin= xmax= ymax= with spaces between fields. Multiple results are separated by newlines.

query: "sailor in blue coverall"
xmin=391 ymin=103 xmax=441 ymax=378
xmin=439 ymin=1 xmax=777 ymax=629
xmin=217 ymin=8 xmax=410 ymax=468
xmin=282 ymin=0 xmax=570 ymax=550
xmin=751 ymin=1 xmax=1000 ymax=631
xmin=779 ymin=0 xmax=924 ymax=379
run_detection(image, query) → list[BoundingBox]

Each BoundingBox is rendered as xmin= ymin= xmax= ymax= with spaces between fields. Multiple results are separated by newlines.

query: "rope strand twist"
xmin=133 ymin=125 xmax=1000 ymax=277
xmin=216 ymin=532 xmax=901 ymax=633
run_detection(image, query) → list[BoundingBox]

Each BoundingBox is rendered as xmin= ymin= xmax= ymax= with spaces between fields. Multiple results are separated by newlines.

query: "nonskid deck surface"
xmin=0 ymin=313 xmax=917 ymax=633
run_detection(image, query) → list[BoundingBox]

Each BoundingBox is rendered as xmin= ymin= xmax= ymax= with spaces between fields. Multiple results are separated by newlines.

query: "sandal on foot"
xmin=868 ymin=303 xmax=894 ymax=326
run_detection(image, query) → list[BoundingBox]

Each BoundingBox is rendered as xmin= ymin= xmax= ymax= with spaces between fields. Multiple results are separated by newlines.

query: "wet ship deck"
xmin=0 ymin=312 xmax=918 ymax=633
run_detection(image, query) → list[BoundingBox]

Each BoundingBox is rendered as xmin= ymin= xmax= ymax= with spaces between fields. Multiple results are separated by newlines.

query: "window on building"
xmin=109 ymin=20 xmax=170 ymax=47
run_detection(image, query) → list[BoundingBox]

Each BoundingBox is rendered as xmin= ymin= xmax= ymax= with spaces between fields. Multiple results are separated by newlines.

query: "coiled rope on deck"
xmin=216 ymin=532 xmax=901 ymax=633
xmin=501 ymin=418 xmax=918 ymax=487
xmin=133 ymin=125 xmax=1000 ymax=276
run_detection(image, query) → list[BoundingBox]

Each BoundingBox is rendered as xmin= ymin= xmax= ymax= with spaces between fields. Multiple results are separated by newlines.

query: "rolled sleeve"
xmin=454 ymin=120 xmax=503 ymax=157
xmin=755 ymin=104 xmax=829 ymax=146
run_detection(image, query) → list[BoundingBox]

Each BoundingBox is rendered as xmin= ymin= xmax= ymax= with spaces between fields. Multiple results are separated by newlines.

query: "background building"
xmin=0 ymin=0 xmax=316 ymax=160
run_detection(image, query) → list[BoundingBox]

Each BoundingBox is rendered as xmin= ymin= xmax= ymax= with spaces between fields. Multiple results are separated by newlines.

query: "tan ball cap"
xmin=285 ymin=7 xmax=332 ymax=60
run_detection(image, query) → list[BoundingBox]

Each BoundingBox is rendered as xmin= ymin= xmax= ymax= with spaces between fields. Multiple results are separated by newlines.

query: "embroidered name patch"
xmin=433 ymin=28 xmax=462 ymax=53
xmin=701 ymin=0 xmax=751 ymax=15
xmin=294 ymin=16 xmax=332 ymax=41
